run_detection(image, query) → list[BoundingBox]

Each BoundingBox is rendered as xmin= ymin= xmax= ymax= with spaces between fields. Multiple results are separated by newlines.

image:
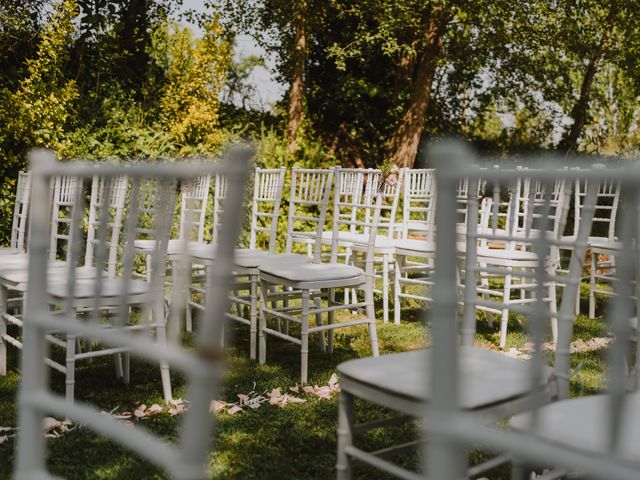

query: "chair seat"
xmin=259 ymin=261 xmax=364 ymax=283
xmin=1 ymin=265 xmax=102 ymax=287
xmin=0 ymin=247 xmax=20 ymax=255
xmin=590 ymin=240 xmax=623 ymax=253
xmin=234 ymin=250 xmax=311 ymax=269
xmin=509 ymin=393 xmax=640 ymax=464
xmin=393 ymin=238 xmax=436 ymax=255
xmin=48 ymin=278 xmax=149 ymax=300
xmin=320 ymin=231 xmax=396 ymax=252
xmin=338 ymin=348 xmax=551 ymax=410
xmin=134 ymin=239 xmax=200 ymax=256
xmin=476 ymin=247 xmax=540 ymax=262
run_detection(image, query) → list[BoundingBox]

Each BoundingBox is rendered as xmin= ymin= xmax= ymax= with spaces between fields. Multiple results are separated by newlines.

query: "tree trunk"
xmin=286 ymin=7 xmax=307 ymax=154
xmin=560 ymin=15 xmax=615 ymax=153
xmin=387 ymin=8 xmax=448 ymax=168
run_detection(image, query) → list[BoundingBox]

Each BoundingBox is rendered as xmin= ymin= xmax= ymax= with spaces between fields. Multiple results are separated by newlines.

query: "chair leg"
xmin=499 ymin=273 xmax=512 ymax=349
xmin=327 ymin=289 xmax=335 ymax=354
xmin=123 ymin=352 xmax=130 ymax=385
xmin=185 ymin=285 xmax=193 ymax=332
xmin=589 ymin=250 xmax=597 ymax=318
xmin=344 ymin=247 xmax=352 ymax=306
xmin=249 ymin=275 xmax=258 ymax=360
xmin=155 ymin=298 xmax=172 ymax=401
xmin=365 ymin=288 xmax=379 ymax=357
xmin=114 ymin=353 xmax=123 ymax=380
xmin=382 ymin=254 xmax=390 ymax=323
xmin=65 ymin=334 xmax=76 ymax=402
xmin=258 ymin=282 xmax=269 ymax=365
xmin=0 ymin=286 xmax=7 ymax=376
xmin=510 ymin=459 xmax=529 ymax=480
xmin=315 ymin=295 xmax=325 ymax=353
xmin=301 ymin=290 xmax=310 ymax=384
xmin=548 ymin=274 xmax=558 ymax=342
xmin=336 ymin=391 xmax=355 ymax=480
xmin=393 ymin=257 xmax=402 ymax=325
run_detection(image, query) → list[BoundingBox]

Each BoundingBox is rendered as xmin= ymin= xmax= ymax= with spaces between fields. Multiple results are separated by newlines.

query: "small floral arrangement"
xmin=379 ymin=158 xmax=400 ymax=192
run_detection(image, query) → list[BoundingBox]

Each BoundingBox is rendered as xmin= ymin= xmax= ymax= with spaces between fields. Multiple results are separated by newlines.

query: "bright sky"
xmin=178 ymin=0 xmax=286 ymax=111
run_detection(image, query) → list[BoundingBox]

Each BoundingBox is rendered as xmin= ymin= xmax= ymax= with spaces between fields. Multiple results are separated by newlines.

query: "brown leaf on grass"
xmin=134 ymin=405 xmax=147 ymax=418
xmin=227 ymin=405 xmax=243 ymax=415
xmin=0 ymin=436 xmax=7 ymax=445
xmin=146 ymin=404 xmax=163 ymax=416
xmin=210 ymin=400 xmax=228 ymax=414
xmin=43 ymin=417 xmax=63 ymax=434
xmin=289 ymin=386 xmax=300 ymax=393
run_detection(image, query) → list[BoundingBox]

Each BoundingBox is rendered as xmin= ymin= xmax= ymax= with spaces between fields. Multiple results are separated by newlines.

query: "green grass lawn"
xmin=0 ymin=288 xmax=611 ymax=479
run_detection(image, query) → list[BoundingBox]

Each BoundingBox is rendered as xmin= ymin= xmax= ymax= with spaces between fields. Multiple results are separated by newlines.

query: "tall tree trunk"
xmin=387 ymin=8 xmax=448 ymax=168
xmin=560 ymin=15 xmax=615 ymax=153
xmin=286 ymin=6 xmax=307 ymax=154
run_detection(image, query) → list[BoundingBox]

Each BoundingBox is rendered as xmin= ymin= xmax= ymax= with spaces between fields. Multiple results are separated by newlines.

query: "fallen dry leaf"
xmin=43 ymin=417 xmax=63 ymax=434
xmin=227 ymin=405 xmax=243 ymax=415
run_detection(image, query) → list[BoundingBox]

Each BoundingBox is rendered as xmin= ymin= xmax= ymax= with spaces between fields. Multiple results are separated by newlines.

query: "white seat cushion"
xmin=476 ymin=247 xmax=539 ymax=261
xmin=48 ymin=278 xmax=149 ymax=299
xmin=1 ymin=265 xmax=102 ymax=286
xmin=234 ymin=250 xmax=311 ymax=269
xmin=510 ymin=393 xmax=640 ymax=464
xmin=134 ymin=239 xmax=200 ymax=255
xmin=320 ymin=231 xmax=396 ymax=251
xmin=393 ymin=238 xmax=436 ymax=254
xmin=339 ymin=348 xmax=551 ymax=410
xmin=259 ymin=261 xmax=364 ymax=283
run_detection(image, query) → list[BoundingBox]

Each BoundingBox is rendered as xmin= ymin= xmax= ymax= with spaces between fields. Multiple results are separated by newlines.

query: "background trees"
xmin=1 ymin=0 xmax=639 ymax=174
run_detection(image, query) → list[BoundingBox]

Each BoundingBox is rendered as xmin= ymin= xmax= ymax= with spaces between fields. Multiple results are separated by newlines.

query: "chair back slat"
xmin=249 ymin=168 xmax=286 ymax=252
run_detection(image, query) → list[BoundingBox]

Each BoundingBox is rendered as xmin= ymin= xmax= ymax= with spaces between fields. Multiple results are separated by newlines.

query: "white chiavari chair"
xmin=321 ymin=167 xmax=403 ymax=323
xmin=188 ymin=168 xmax=288 ymax=358
xmin=392 ymin=168 xmax=436 ymax=324
xmin=259 ymin=167 xmax=380 ymax=383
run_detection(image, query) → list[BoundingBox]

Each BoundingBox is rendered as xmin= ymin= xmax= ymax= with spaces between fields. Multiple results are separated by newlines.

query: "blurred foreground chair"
xmin=336 ymin=142 xmax=599 ymax=479
xmin=13 ymin=146 xmax=250 ymax=479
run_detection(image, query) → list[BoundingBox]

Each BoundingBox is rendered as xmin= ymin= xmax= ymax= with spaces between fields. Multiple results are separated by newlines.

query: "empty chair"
xmin=336 ymin=142 xmax=599 ymax=479
xmin=473 ymin=174 xmax=569 ymax=348
xmin=13 ymin=146 xmax=251 ymax=480
xmin=392 ymin=168 xmax=436 ymax=323
xmin=321 ymin=167 xmax=403 ymax=323
xmin=188 ymin=167 xmax=289 ymax=358
xmin=259 ymin=167 xmax=380 ymax=383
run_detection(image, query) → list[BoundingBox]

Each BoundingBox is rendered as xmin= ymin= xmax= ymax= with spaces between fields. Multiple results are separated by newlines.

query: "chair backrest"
xmin=85 ymin=175 xmax=128 ymax=277
xmin=15 ymin=147 xmax=252 ymax=480
xmin=10 ymin=171 xmax=32 ymax=252
xmin=572 ymin=177 xmax=620 ymax=240
xmin=284 ymin=167 xmax=334 ymax=261
xmin=48 ymin=175 xmax=83 ymax=261
xmin=480 ymin=173 xmax=568 ymax=252
xmin=178 ymin=174 xmax=211 ymax=243
xmin=401 ymin=168 xmax=436 ymax=240
xmin=330 ymin=168 xmax=384 ymax=278
xmin=425 ymin=141 xmax=627 ymax=480
xmin=332 ymin=167 xmax=403 ymax=239
xmin=248 ymin=167 xmax=286 ymax=252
